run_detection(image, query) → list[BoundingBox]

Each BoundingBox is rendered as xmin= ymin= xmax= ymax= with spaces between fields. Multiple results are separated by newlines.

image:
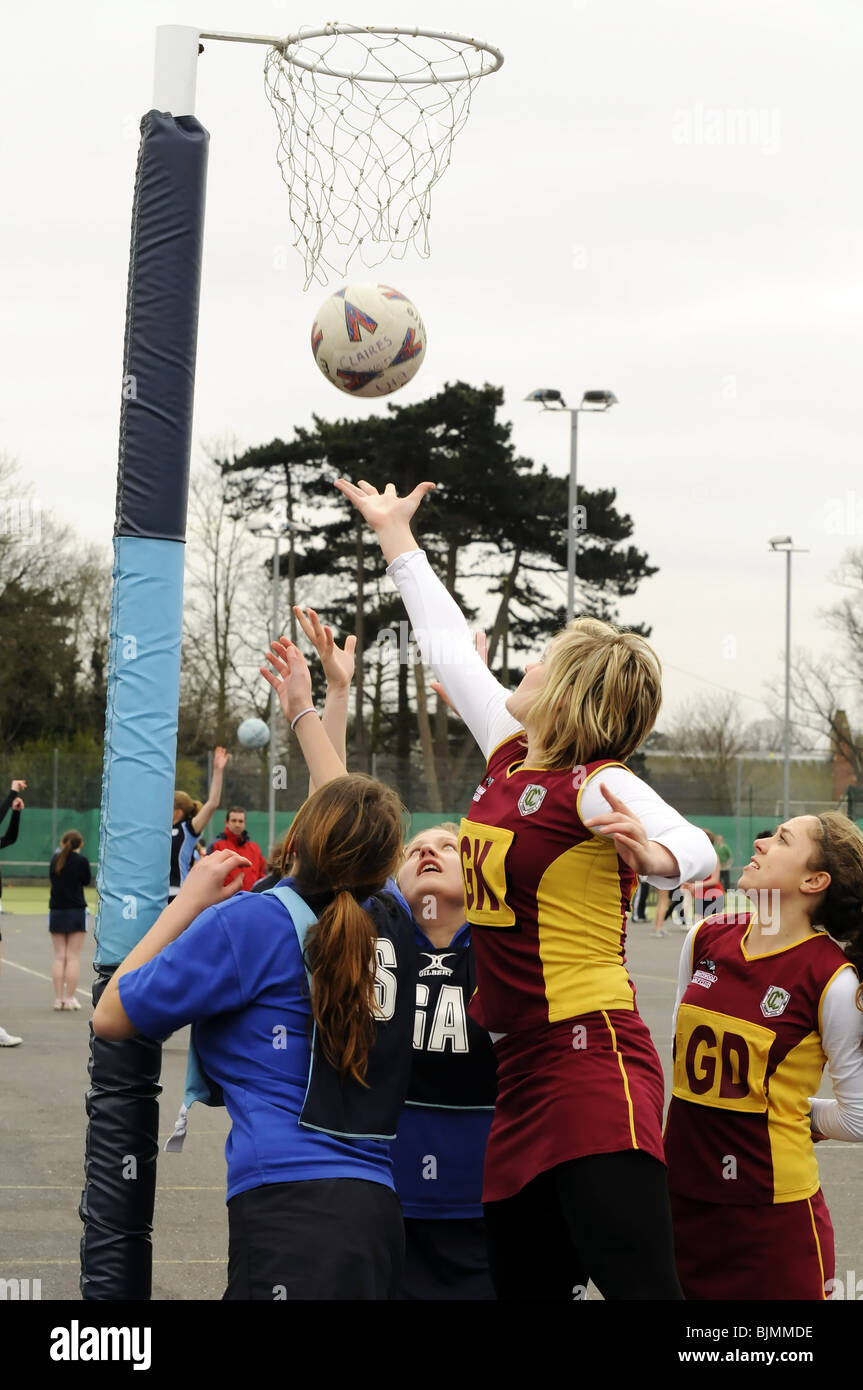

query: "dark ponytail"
xmin=55 ymin=829 xmax=83 ymax=875
xmin=283 ymin=775 xmax=404 ymax=1084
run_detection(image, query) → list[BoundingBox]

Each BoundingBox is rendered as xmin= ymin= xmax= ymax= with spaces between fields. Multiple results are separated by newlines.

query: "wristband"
xmin=290 ymin=706 xmax=317 ymax=732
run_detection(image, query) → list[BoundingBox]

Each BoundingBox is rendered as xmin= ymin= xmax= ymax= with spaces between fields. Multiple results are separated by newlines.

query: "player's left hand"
xmin=11 ymin=797 xmax=24 ymax=811
xmin=583 ymin=783 xmax=657 ymax=874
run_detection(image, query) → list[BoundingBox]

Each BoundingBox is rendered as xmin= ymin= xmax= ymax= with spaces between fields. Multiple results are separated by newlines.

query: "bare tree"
xmin=662 ymin=692 xmax=748 ymax=814
xmin=776 ymin=546 xmax=863 ymax=781
xmin=181 ymin=453 xmax=270 ymax=747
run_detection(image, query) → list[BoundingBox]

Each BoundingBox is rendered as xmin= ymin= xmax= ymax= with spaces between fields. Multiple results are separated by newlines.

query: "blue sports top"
xmin=119 ymin=878 xmax=411 ymax=1201
xmin=391 ymin=921 xmax=496 ymax=1220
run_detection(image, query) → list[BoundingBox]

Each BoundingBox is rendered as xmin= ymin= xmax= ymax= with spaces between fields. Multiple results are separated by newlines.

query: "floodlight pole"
xmin=769 ymin=538 xmax=808 ymax=823
xmin=567 ymin=410 xmax=579 ymax=622
xmin=526 ymin=389 xmax=618 ymax=623
xmin=783 ymin=548 xmax=791 ymax=822
xmin=269 ymin=532 xmax=280 ymax=854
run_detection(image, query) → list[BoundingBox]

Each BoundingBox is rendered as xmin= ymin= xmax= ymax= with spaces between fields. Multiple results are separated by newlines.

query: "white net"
xmin=264 ymin=24 xmax=502 ymax=287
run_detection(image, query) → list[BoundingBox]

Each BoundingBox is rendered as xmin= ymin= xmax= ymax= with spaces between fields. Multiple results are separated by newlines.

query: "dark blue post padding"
xmin=79 ymin=971 xmax=163 ymax=1301
xmin=80 ymin=110 xmax=209 ymax=1301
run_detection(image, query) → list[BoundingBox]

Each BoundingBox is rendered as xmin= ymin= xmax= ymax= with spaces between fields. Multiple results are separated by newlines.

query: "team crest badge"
xmin=518 ymin=784 xmax=547 ymax=816
xmin=760 ymin=985 xmax=791 ymax=1018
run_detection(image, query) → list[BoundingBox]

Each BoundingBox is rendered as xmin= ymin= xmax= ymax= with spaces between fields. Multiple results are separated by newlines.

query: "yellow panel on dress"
xmin=537 ymin=838 xmax=636 ymax=1022
xmin=458 ymin=819 xmax=516 ymax=927
xmin=672 ymin=1003 xmax=774 ymax=1113
xmin=767 ymin=1031 xmax=825 ymax=1204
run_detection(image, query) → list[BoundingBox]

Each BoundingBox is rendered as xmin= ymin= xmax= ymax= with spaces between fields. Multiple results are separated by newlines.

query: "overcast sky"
xmin=2 ymin=0 xmax=861 ymax=738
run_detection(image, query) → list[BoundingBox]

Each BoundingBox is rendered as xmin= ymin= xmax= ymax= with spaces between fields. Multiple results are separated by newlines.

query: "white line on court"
xmin=1 ymin=957 xmax=89 ymax=998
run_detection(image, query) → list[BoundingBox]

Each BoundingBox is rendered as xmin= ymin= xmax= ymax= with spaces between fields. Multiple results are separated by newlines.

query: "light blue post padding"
xmin=95 ymin=535 xmax=185 ymax=966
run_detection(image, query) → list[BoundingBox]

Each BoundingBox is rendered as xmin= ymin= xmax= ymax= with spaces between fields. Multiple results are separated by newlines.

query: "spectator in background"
xmin=171 ymin=747 xmax=230 ymax=899
xmin=0 ymin=779 xmax=25 ymax=915
xmin=49 ymin=830 xmax=91 ymax=1011
xmin=209 ymin=808 xmax=268 ymax=891
xmin=715 ymin=832 xmax=732 ymax=893
xmin=679 ymin=829 xmax=723 ymax=926
xmin=0 ymin=778 xmax=26 ymax=1046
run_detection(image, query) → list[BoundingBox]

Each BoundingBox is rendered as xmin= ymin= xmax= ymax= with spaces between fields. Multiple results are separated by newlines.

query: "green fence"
xmin=6 ymin=808 xmax=862 ymax=883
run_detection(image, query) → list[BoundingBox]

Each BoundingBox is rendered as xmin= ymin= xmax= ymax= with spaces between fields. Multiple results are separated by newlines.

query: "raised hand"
xmin=334 ymin=479 xmax=435 ymax=562
xmin=213 ymin=746 xmax=230 ymax=772
xmin=261 ymin=638 xmax=314 ymax=723
xmin=10 ymin=779 xmax=26 ymax=793
xmin=176 ymin=848 xmax=250 ymax=911
xmin=294 ymin=606 xmax=357 ymax=691
xmin=12 ymin=797 xmax=23 ymax=811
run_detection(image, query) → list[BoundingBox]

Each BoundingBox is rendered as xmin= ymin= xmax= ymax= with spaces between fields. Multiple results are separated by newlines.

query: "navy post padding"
xmin=116 ymin=111 xmax=209 ymax=541
xmin=80 ymin=971 xmax=163 ymax=1300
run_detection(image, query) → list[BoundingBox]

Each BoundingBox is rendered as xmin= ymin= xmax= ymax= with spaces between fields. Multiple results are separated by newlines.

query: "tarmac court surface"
xmin=1 ymin=908 xmax=861 ymax=1301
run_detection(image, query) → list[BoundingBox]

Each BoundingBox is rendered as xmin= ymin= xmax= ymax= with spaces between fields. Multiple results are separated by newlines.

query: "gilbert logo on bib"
xmin=518 ymin=784 xmax=547 ymax=817
xmin=760 ymin=985 xmax=791 ymax=1018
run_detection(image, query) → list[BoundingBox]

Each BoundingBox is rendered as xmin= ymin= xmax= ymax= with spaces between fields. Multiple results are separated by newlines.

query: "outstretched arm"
xmin=335 ymin=479 xmax=520 ymax=759
xmin=191 ymin=746 xmax=229 ymax=834
xmin=293 ymin=606 xmax=356 ymax=791
xmin=261 ymin=638 xmax=347 ymax=790
xmin=93 ymin=850 xmax=249 ymax=1040
xmin=0 ymin=797 xmax=22 ymax=849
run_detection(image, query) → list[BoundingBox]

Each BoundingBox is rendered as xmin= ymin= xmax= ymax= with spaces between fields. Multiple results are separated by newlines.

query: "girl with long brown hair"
xmin=336 ymin=477 xmax=714 ymax=1302
xmin=49 ymin=829 xmax=91 ymax=1010
xmin=94 ymin=649 xmax=418 ymax=1300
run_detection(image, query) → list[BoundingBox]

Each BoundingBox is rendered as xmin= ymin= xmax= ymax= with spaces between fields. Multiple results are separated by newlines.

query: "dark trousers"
xmin=224 ymin=1178 xmax=404 ymax=1300
xmin=484 ymin=1151 xmax=683 ymax=1301
xmin=396 ymin=1216 xmax=495 ymax=1300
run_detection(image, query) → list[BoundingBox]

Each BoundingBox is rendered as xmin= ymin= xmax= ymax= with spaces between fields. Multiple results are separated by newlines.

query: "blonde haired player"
xmin=336 ymin=478 xmax=714 ymax=1301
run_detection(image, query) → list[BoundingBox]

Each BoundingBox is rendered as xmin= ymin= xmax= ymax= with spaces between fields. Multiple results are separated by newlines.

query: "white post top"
xmin=153 ymin=25 xmax=202 ymax=117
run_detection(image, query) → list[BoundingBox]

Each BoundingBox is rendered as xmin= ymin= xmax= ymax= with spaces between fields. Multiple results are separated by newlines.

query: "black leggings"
xmin=484 ymin=1150 xmax=683 ymax=1301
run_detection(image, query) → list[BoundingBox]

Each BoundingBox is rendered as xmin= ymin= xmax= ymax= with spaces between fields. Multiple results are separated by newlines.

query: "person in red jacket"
xmin=208 ymin=807 xmax=268 ymax=890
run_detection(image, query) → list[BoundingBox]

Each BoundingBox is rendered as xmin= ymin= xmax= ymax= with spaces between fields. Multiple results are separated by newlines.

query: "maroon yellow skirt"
xmin=671 ymin=1189 xmax=834 ymax=1300
xmin=483 ymin=1009 xmax=667 ymax=1203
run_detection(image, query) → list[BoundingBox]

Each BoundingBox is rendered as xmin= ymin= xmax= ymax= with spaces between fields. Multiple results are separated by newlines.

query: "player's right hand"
xmin=294 ymin=605 xmax=357 ymax=691
xmin=175 ymin=849 xmax=250 ymax=913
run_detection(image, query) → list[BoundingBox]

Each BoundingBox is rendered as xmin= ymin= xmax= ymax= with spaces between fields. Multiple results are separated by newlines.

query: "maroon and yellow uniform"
xmin=665 ymin=912 xmax=852 ymax=1299
xmin=460 ymin=738 xmax=666 ymax=1202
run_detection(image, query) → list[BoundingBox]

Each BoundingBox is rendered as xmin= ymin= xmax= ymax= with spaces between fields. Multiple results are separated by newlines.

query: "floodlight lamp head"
xmin=580 ymin=390 xmax=618 ymax=411
xmin=525 ymin=387 xmax=566 ymax=409
xmin=769 ymin=535 xmax=793 ymax=550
